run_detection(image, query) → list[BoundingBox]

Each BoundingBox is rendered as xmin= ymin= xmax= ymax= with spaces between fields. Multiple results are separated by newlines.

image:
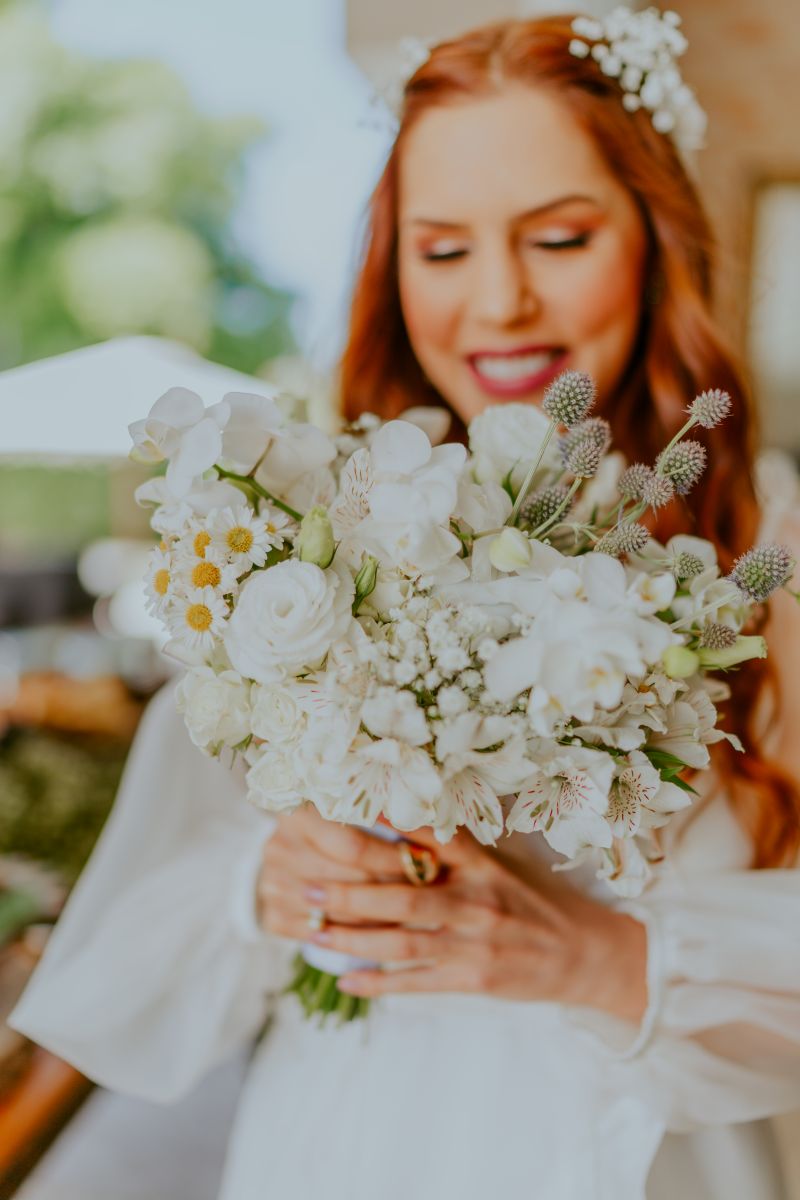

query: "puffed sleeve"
xmin=8 ymin=682 xmax=294 ymax=1103
xmin=566 ymin=864 xmax=800 ymax=1133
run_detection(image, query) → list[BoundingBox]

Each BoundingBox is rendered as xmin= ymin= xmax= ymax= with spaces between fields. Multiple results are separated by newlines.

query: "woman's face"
xmin=397 ymin=85 xmax=649 ymax=425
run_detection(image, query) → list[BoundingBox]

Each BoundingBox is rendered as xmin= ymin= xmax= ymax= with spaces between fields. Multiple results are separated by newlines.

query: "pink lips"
xmin=466 ymin=347 xmax=569 ymax=399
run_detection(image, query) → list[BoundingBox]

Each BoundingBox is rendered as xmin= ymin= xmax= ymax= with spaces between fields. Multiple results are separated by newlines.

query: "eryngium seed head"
xmin=672 ymin=550 xmax=705 ymax=581
xmin=642 ymin=473 xmax=675 ymax=510
xmin=519 ymin=484 xmax=572 ymax=530
xmin=729 ymin=543 xmax=795 ymax=602
xmin=618 ymin=463 xmax=653 ymax=501
xmin=688 ymin=389 xmax=732 ymax=429
xmin=656 ymin=440 xmax=707 ymax=494
xmin=542 ymin=369 xmax=596 ymax=427
xmin=565 ymin=434 xmax=604 ymax=478
xmin=559 ymin=417 xmax=611 ymax=469
xmin=700 ymin=622 xmax=737 ymax=650
xmin=595 ymin=522 xmax=650 ymax=557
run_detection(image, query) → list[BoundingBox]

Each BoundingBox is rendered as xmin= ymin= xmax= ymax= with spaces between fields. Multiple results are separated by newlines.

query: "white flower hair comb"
xmin=568 ymin=7 xmax=706 ymax=157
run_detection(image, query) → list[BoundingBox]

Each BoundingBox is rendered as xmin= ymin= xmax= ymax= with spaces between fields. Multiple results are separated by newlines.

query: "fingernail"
xmin=311 ymin=931 xmax=331 ymax=945
xmin=304 ymin=885 xmax=327 ymax=903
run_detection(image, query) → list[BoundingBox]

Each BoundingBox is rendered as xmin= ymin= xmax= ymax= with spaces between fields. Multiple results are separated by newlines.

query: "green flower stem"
xmin=660 ymin=414 xmax=698 ymax=461
xmin=508 ymin=422 xmax=558 ymax=525
xmin=286 ymin=954 xmax=371 ymax=1024
xmin=216 ymin=467 xmax=303 ymax=522
xmin=529 ymin=476 xmax=583 ymax=540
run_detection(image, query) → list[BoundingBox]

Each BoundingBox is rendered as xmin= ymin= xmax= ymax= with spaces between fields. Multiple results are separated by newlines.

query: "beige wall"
xmin=680 ymin=0 xmax=800 ymax=447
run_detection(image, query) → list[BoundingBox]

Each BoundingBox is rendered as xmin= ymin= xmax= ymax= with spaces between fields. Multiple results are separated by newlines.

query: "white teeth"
xmin=472 ymin=352 xmax=557 ymax=382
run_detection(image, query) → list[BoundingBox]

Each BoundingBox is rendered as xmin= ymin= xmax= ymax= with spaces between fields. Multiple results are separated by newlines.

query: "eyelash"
xmin=421 ymin=233 xmax=592 ymax=262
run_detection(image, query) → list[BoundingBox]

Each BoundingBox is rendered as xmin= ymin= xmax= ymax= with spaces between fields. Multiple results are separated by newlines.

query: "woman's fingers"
xmin=280 ymin=807 xmax=411 ymax=880
xmin=337 ymin=961 xmax=477 ymax=997
xmin=303 ymin=879 xmax=506 ymax=938
xmin=311 ymin=923 xmax=445 ymax=964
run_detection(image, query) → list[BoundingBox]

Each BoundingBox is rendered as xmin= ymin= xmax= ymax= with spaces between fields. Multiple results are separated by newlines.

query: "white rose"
xmin=250 ymin=682 xmax=307 ymax=743
xmin=468 ymin=402 xmax=560 ymax=489
xmin=175 ymin=666 xmax=251 ymax=751
xmin=224 ymin=559 xmax=355 ymax=684
xmin=245 ymin=742 xmax=304 ymax=811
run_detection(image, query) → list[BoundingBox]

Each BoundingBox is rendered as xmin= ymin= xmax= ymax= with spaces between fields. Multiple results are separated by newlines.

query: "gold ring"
xmin=398 ymin=842 xmax=440 ymax=887
xmin=306 ymin=907 xmax=326 ymax=933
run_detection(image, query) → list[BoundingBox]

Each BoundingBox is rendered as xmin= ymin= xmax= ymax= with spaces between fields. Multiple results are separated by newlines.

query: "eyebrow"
xmin=404 ymin=194 xmax=601 ymax=229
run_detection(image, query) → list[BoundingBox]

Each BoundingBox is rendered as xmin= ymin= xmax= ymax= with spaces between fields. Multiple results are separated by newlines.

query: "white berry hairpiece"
xmin=362 ymin=35 xmax=435 ymax=137
xmin=568 ymin=7 xmax=707 ymax=157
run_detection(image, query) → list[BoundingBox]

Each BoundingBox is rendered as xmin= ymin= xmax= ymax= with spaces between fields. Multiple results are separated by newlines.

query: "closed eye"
xmin=531 ymin=234 xmax=592 ymax=250
xmin=421 ymin=248 xmax=468 ymax=262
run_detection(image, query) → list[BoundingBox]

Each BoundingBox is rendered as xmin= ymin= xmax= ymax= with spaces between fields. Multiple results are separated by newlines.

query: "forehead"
xmin=398 ymin=85 xmax=618 ymax=223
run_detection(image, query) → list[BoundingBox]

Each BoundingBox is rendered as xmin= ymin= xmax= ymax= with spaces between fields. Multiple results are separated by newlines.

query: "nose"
xmin=470 ymin=240 xmax=539 ymax=327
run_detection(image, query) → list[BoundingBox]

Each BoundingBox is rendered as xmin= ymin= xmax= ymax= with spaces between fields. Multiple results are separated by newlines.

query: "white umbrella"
xmin=0 ymin=336 xmax=275 ymax=460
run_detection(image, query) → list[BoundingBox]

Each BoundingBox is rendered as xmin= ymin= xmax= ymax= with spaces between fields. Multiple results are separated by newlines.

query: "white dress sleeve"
xmin=566 ymin=843 xmax=800 ymax=1134
xmin=8 ymin=682 xmax=294 ymax=1103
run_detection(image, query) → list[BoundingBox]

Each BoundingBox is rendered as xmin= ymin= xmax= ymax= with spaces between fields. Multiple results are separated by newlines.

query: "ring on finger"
xmin=398 ymin=841 xmax=440 ymax=887
xmin=306 ymin=906 xmax=327 ymax=933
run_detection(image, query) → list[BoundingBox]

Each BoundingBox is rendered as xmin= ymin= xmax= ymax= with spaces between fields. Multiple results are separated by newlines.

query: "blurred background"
xmin=0 ymin=0 xmax=798 ymax=1196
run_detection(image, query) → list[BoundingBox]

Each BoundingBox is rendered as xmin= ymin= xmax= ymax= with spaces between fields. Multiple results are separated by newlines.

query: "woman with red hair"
xmin=11 ymin=12 xmax=800 ymax=1200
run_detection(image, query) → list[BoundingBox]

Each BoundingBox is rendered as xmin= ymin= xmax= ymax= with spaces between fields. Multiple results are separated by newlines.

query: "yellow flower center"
xmin=265 ymin=522 xmax=276 ymax=534
xmin=153 ymin=569 xmax=170 ymax=596
xmin=159 ymin=540 xmax=168 ymax=552
xmin=227 ymin=526 xmax=254 ymax=554
xmin=193 ymin=530 xmax=211 ymax=558
xmin=192 ymin=561 xmax=222 ymax=588
xmin=185 ymin=603 xmax=213 ymax=632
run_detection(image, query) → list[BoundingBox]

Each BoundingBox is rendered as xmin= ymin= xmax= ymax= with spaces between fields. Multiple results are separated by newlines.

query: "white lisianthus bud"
xmin=698 ymin=635 xmax=767 ymax=670
xmin=489 ymin=528 xmax=533 ymax=572
xmin=297 ymin=505 xmax=335 ymax=568
xmin=353 ymin=554 xmax=379 ymax=614
xmin=661 ymin=645 xmax=700 ymax=678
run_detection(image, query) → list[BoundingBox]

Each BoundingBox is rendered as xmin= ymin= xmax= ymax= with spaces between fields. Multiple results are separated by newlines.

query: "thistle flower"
xmin=618 ymin=463 xmax=653 ymax=501
xmin=656 ymin=440 xmax=707 ymax=494
xmin=642 ymin=473 xmax=675 ymax=510
xmin=671 ymin=550 xmax=705 ymax=581
xmin=559 ymin=417 xmax=611 ymax=467
xmin=729 ymin=543 xmax=795 ymax=603
xmin=687 ymin=389 xmax=732 ymax=429
xmin=564 ymin=430 xmax=605 ymax=478
xmin=519 ymin=484 xmax=572 ymax=530
xmin=542 ymin=370 xmax=596 ymax=427
xmin=595 ymin=522 xmax=650 ymax=557
xmin=699 ymin=622 xmax=737 ymax=650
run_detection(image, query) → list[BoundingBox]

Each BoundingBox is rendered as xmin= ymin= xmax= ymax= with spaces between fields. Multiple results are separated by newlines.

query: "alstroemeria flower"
xmin=508 ymin=744 xmax=615 ymax=857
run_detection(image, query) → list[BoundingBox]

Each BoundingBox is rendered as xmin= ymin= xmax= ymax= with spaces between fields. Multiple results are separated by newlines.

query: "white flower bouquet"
xmin=129 ymin=374 xmax=797 ymax=1021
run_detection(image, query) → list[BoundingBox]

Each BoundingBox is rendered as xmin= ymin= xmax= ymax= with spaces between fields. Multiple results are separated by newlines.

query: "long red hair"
xmin=339 ymin=15 xmax=799 ymax=867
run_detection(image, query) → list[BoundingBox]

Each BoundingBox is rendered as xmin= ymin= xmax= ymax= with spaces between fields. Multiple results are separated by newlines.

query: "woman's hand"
xmin=305 ymin=824 xmax=648 ymax=1023
xmin=256 ymin=806 xmax=409 ymax=940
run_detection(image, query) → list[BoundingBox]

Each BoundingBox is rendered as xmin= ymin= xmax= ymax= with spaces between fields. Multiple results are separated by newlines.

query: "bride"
xmin=11 ymin=12 xmax=800 ymax=1199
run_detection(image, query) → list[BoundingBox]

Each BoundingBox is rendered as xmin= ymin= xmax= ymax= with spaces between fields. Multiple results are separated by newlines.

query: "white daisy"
xmin=144 ymin=546 xmax=177 ymax=616
xmin=167 ymin=587 xmax=229 ymax=654
xmin=208 ymin=504 xmax=275 ymax=569
xmin=261 ymin=505 xmax=294 ymax=551
xmin=175 ymin=548 xmax=241 ymax=596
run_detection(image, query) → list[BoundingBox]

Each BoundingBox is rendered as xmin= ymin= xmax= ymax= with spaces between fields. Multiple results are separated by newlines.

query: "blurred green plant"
xmin=0 ymin=728 xmax=129 ymax=884
xmin=0 ymin=0 xmax=294 ymax=374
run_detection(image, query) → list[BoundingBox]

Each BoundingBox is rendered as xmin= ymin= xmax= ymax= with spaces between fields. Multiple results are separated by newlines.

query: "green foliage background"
xmin=0 ymin=0 xmax=294 ymax=375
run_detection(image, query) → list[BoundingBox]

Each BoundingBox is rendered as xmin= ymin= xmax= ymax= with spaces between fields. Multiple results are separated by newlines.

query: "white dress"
xmin=10 ymin=471 xmax=800 ymax=1199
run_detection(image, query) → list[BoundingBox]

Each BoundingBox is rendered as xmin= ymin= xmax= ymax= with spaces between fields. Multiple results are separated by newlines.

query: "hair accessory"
xmin=568 ymin=7 xmax=706 ymax=156
xmin=363 ymin=36 xmax=434 ymax=137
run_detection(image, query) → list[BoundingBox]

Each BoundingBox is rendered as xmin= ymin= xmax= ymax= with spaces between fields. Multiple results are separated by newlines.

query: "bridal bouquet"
xmin=129 ymin=373 xmax=795 ymax=1019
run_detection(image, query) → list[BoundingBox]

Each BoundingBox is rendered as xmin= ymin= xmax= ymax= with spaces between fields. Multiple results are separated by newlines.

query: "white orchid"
xmin=468 ymin=402 xmax=560 ymax=490
xmin=128 ymin=387 xmax=229 ymax=497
